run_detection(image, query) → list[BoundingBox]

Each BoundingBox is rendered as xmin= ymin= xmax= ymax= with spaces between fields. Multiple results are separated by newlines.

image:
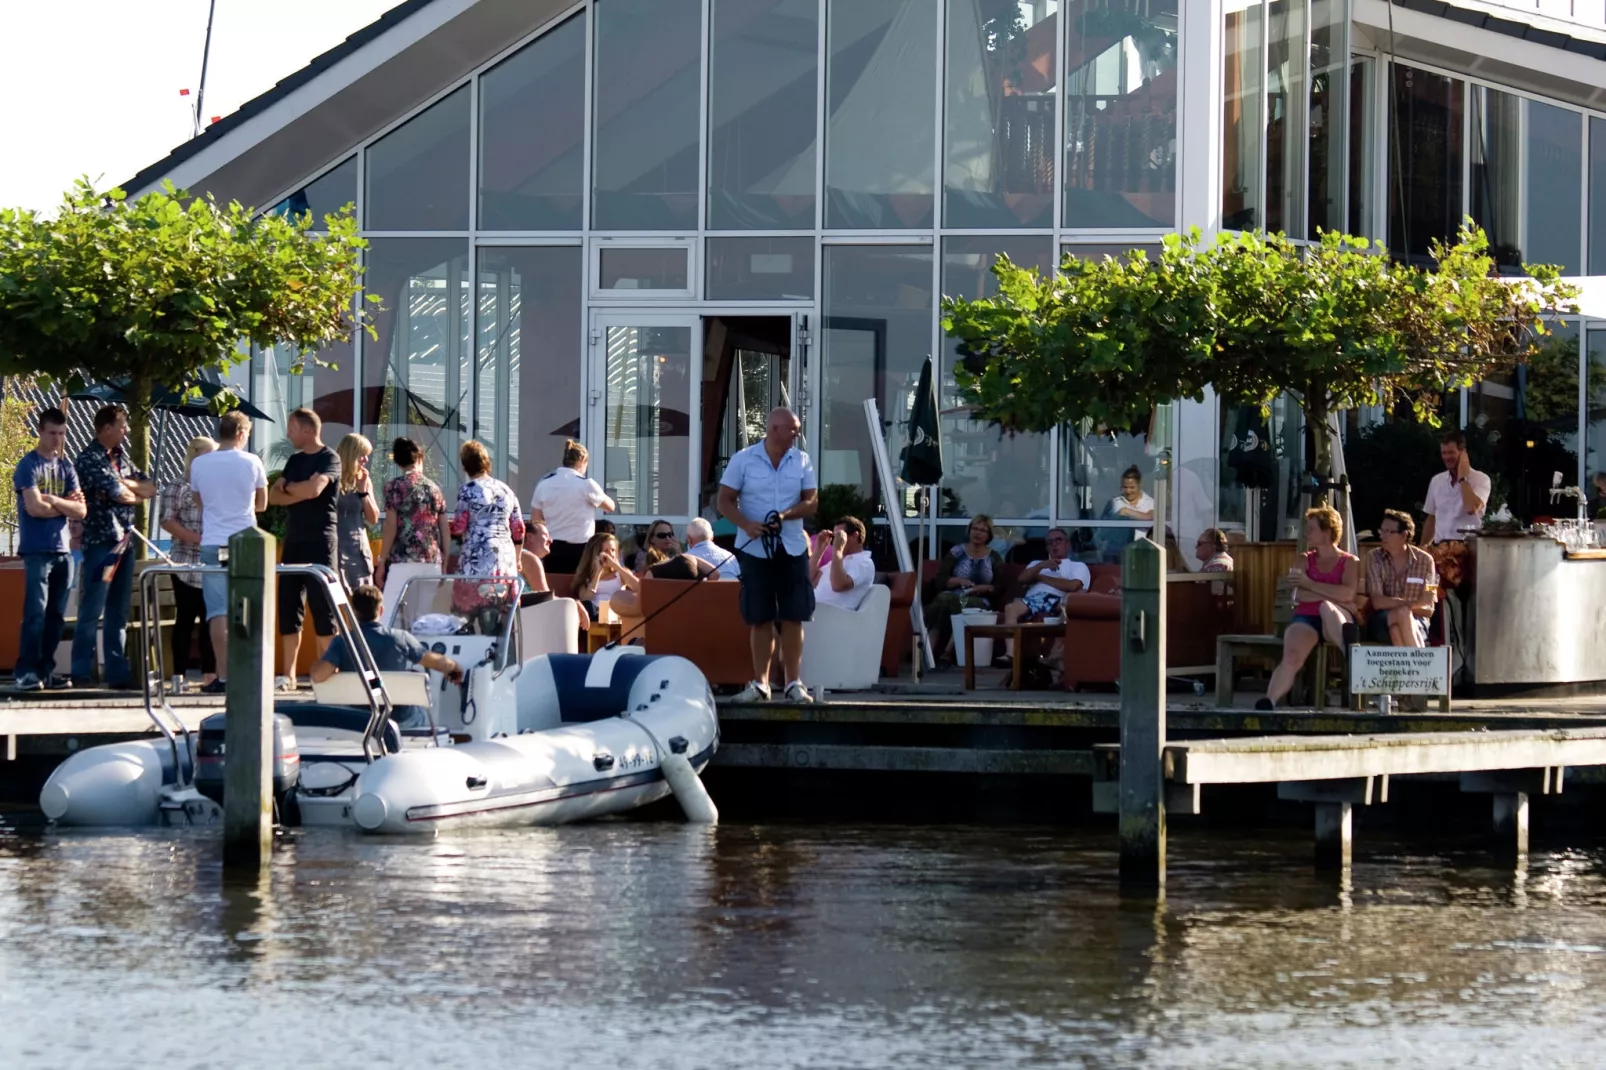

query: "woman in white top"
xmin=1108 ymin=465 xmax=1156 ymax=522
xmin=529 ymin=439 xmax=615 ymax=575
xmin=571 ymin=532 xmax=639 ymax=623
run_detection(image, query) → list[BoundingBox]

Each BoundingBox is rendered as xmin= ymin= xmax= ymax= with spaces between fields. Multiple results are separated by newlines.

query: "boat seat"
xmin=312 ymin=671 xmax=435 ymax=710
xmin=516 ymin=649 xmax=657 ymax=725
xmin=274 ymin=701 xmax=403 ymax=754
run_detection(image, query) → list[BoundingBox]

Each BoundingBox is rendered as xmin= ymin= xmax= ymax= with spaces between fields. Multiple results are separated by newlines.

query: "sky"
xmin=0 ymin=0 xmax=400 ymax=212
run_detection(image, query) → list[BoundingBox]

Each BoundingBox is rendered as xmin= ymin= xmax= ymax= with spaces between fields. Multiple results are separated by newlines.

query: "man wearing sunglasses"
xmin=996 ymin=528 xmax=1088 ymax=668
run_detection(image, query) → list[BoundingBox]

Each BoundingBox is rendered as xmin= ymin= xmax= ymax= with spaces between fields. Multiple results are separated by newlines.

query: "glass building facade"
xmin=212 ymin=0 xmax=1606 ymax=557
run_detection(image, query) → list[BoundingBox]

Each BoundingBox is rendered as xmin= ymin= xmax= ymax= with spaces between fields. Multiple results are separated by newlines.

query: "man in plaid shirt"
xmin=1364 ymin=509 xmax=1438 ymax=648
xmin=71 ymin=405 xmax=157 ymax=688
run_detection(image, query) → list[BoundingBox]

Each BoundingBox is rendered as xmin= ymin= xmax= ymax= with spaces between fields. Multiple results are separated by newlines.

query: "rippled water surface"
xmin=5 ymin=821 xmax=1606 ymax=1069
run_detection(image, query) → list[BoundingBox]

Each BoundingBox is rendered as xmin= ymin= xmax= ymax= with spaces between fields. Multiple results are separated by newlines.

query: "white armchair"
xmin=800 ymin=583 xmax=891 ymax=691
xmin=518 ymin=597 xmax=585 ymax=660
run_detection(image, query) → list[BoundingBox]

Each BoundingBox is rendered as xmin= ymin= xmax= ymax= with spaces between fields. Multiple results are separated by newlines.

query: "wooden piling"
xmin=1118 ymin=537 xmax=1167 ymax=891
xmin=223 ymin=528 xmax=276 ymax=869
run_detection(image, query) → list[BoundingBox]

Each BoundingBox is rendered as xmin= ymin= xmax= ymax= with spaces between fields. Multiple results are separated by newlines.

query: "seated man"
xmin=809 ymin=515 xmax=875 ymax=611
xmin=998 ymin=527 xmax=1090 ymax=666
xmin=310 ymin=584 xmax=464 ymax=728
xmin=1195 ymin=527 xmax=1234 ymax=572
xmin=685 ymin=517 xmax=739 ymax=579
xmin=1365 ymin=509 xmax=1437 ymax=648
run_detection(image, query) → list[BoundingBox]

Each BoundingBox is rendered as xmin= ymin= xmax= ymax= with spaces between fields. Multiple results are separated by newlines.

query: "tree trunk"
xmin=1307 ymin=387 xmax=1332 ymax=507
xmin=127 ymin=373 xmax=154 ymax=554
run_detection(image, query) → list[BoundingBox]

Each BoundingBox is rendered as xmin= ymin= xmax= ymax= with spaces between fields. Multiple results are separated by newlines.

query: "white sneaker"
xmin=784 ymin=681 xmax=814 ymax=704
xmin=274 ymin=675 xmax=298 ymax=693
xmin=731 ymin=680 xmax=772 ymax=703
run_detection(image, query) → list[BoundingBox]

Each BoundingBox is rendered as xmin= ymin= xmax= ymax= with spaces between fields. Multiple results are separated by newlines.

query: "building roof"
xmin=121 ymin=0 xmax=440 ymax=197
xmin=1395 ymin=0 xmax=1606 ymax=60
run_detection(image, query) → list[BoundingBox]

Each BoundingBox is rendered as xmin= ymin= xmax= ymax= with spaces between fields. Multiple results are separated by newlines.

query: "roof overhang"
xmin=126 ymin=0 xmax=576 ymax=209
xmin=1354 ymin=0 xmax=1606 ymax=109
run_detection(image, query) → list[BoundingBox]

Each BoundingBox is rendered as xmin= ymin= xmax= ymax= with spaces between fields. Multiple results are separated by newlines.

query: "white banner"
xmin=1349 ymin=645 xmax=1450 ymax=696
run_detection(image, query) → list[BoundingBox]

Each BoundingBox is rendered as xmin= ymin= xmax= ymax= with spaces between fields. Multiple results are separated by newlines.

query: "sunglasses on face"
xmin=651 ymin=531 xmax=674 ymax=540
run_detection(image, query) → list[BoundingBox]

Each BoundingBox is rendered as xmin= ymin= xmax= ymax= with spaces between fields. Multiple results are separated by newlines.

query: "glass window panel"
xmin=940 ymin=236 xmax=1053 ymax=521
xmin=1221 ymin=1 xmax=1263 ymax=231
xmin=363 ymin=239 xmax=472 ymax=499
xmin=478 ymin=13 xmax=586 ymax=231
xmin=1525 ymin=100 xmax=1582 ymax=276
xmin=602 ymin=325 xmax=693 ymax=516
xmin=1592 ymin=118 xmax=1606 ymax=274
xmin=1586 ymin=328 xmax=1606 ymax=501
xmin=269 ymin=157 xmax=356 ymax=226
xmin=592 ymin=0 xmax=702 ymax=230
xmin=700 ymin=315 xmax=794 ymax=514
xmin=820 ymin=246 xmax=934 ymax=507
xmin=708 ymin=0 xmax=819 ymax=230
xmin=1388 ymin=65 xmax=1463 ymax=265
xmin=824 ymin=0 xmax=936 ymax=229
xmin=1308 ymin=0 xmax=1347 ymax=238
xmin=1058 ymin=422 xmax=1153 ymax=562
xmin=1470 ymin=86 xmax=1523 ymax=274
xmin=1264 ymin=0 xmax=1306 ymax=237
xmin=1059 ymin=242 xmax=1162 ymax=264
xmin=252 ymin=336 xmax=355 ymax=475
xmin=475 ymin=246 xmax=582 ymax=495
xmin=598 ymin=247 xmax=690 ymax=291
xmin=1470 ymin=326 xmax=1580 ymax=523
xmin=365 ymin=86 xmax=470 ymax=232
xmin=1063 ymin=0 xmax=1178 ymax=229
xmin=706 ymin=236 xmax=815 ymax=299
xmin=1219 ymin=394 xmax=1304 ymax=539
xmin=1347 ymin=56 xmax=1374 ymax=238
xmin=944 ymin=0 xmax=1058 ymax=229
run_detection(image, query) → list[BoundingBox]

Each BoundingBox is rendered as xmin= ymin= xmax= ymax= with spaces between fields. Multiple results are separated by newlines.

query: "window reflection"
xmin=944 ymin=0 xmax=1058 ymax=229
xmin=1058 ymin=422 xmax=1153 ymax=561
xmin=1264 ymin=0 xmax=1305 ymax=236
xmin=253 ymin=337 xmax=355 ymax=475
xmin=708 ymin=0 xmax=819 ymax=230
xmin=1347 ymin=57 xmax=1374 ymax=238
xmin=820 ymin=246 xmax=933 ymax=507
xmin=365 ymin=87 xmax=470 ymax=232
xmin=1221 ymin=1 xmax=1263 ymax=231
xmin=1467 ymin=328 xmax=1580 ymax=523
xmin=1065 ymin=0 xmax=1178 ymax=229
xmin=1389 ymin=65 xmax=1463 ymax=264
xmin=825 ymin=0 xmax=937 ymax=229
xmin=479 ymin=14 xmax=586 ymax=231
xmin=1308 ymin=0 xmax=1347 ymax=238
xmin=269 ymin=157 xmax=356 ymax=227
xmin=475 ymin=247 xmax=582 ymax=495
xmin=706 ymin=237 xmax=815 ymax=300
xmin=592 ymin=0 xmax=701 ymax=230
xmin=1592 ymin=118 xmax=1606 ymax=274
xmin=939 ymin=236 xmax=1054 ymax=521
xmin=363 ymin=239 xmax=472 ymax=497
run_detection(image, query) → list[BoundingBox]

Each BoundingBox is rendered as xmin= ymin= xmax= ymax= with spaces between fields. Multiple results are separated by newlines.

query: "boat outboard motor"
xmin=195 ymin=712 xmax=301 ymax=812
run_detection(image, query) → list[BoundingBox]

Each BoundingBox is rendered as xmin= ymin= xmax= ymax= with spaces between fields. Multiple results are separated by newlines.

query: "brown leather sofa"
xmin=1058 ymin=569 xmax=1235 ymax=690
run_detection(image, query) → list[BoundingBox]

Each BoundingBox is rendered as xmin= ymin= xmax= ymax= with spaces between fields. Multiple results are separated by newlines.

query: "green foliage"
xmin=943 ymin=225 xmax=1579 ymax=483
xmin=0 ymin=179 xmax=375 ymax=484
xmin=816 ymin=483 xmax=877 ymax=532
xmin=256 ymin=469 xmax=290 ymax=540
xmin=0 ymin=387 xmax=34 ymax=539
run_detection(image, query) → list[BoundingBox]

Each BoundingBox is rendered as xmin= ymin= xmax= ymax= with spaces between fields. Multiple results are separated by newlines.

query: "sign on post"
xmin=1349 ymin=644 xmax=1451 ymax=711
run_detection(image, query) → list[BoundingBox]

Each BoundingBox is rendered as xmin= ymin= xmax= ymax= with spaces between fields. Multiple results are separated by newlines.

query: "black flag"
xmin=900 ymin=356 xmax=944 ymax=486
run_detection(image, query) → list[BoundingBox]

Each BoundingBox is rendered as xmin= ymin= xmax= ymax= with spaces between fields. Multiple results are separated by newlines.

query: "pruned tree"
xmin=943 ymin=224 xmax=1579 ymax=500
xmin=0 ymin=180 xmax=373 ymax=496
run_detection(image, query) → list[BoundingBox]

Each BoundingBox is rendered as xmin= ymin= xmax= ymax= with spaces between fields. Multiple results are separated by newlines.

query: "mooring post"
xmin=1492 ymin=793 xmax=1530 ymax=859
xmin=223 ymin=527 xmax=276 ymax=869
xmin=1119 ymin=536 xmax=1167 ymax=891
xmin=1313 ymin=803 xmax=1354 ymax=870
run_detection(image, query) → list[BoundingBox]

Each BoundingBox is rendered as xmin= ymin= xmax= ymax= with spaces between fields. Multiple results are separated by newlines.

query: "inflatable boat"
xmin=39 ymin=566 xmax=719 ymax=833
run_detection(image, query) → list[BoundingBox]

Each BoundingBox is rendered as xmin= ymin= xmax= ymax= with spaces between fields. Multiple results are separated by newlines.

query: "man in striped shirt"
xmin=1365 ymin=509 xmax=1438 ymax=648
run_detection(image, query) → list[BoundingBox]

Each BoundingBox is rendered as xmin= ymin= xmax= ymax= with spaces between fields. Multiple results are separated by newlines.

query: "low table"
xmin=963 ymin=622 xmax=1065 ymax=691
xmin=587 ymin=620 xmax=623 ymax=652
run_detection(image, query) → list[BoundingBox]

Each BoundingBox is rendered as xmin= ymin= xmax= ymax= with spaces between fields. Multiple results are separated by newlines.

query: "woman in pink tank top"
xmin=1258 ymin=505 xmax=1359 ymax=710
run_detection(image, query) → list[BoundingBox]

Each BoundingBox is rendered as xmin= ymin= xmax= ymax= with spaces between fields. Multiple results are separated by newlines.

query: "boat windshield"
xmin=390 ymin=574 xmax=522 ymax=639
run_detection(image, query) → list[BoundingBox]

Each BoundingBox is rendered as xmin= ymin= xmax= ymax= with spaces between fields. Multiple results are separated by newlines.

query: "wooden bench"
xmin=1215 ymin=633 xmax=1339 ymax=708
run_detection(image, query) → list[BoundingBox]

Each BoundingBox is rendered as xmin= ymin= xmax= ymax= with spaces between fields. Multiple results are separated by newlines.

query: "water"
xmin=5 ymin=821 xmax=1606 ymax=1069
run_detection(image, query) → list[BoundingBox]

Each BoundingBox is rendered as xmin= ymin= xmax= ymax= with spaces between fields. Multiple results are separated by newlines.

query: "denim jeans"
xmin=18 ymin=552 xmax=73 ymax=679
xmin=71 ymin=542 xmax=134 ymax=685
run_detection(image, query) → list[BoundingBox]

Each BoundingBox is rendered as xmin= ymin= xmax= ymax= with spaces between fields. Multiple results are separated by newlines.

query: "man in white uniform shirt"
xmin=997 ymin=527 xmax=1090 ymax=666
xmin=529 ymin=440 xmax=615 ymax=574
xmin=1419 ymin=430 xmax=1490 ymax=547
xmin=684 ymin=517 xmax=740 ymax=580
xmin=809 ymin=516 xmax=874 ymax=610
xmin=187 ymin=410 xmax=269 ymax=693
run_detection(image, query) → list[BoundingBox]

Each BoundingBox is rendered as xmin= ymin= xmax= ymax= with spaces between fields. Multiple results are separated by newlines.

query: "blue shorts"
xmin=1290 ymin=612 xmax=1324 ymax=634
xmin=1022 ymin=592 xmax=1064 ymax=617
xmin=200 ymin=545 xmax=228 ymax=621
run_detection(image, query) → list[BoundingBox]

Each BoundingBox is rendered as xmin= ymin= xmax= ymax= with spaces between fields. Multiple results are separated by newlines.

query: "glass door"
xmin=588 ymin=312 xmax=701 ymax=523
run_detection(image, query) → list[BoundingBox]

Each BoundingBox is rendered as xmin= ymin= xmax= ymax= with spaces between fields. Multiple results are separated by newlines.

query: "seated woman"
xmin=571 ymin=532 xmax=640 ymax=623
xmin=1257 ymin=505 xmax=1359 ymax=711
xmin=629 ymin=518 xmax=679 ymax=574
xmin=924 ymin=515 xmax=1005 ymax=668
xmin=519 ymin=520 xmax=554 ymax=607
xmin=612 ymin=546 xmax=720 ymax=643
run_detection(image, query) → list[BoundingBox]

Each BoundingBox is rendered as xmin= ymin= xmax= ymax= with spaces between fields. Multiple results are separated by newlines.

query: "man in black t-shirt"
xmin=267 ymin=407 xmax=342 ymax=691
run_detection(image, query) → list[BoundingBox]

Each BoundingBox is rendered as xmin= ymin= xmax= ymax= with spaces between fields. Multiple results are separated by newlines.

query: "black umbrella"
xmin=900 ymin=356 xmax=944 ymax=486
xmin=69 ymin=379 xmax=273 ymax=422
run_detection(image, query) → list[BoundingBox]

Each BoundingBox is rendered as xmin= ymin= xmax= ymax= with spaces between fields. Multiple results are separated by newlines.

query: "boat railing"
xmin=134 ymin=558 xmax=403 ymax=775
xmin=392 ymin=572 xmax=523 ymax=676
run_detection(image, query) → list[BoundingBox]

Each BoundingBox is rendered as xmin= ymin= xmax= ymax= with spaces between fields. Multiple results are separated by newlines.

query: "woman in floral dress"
xmin=375 ymin=437 xmax=449 ymax=591
xmin=451 ymin=440 xmax=525 ymax=631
